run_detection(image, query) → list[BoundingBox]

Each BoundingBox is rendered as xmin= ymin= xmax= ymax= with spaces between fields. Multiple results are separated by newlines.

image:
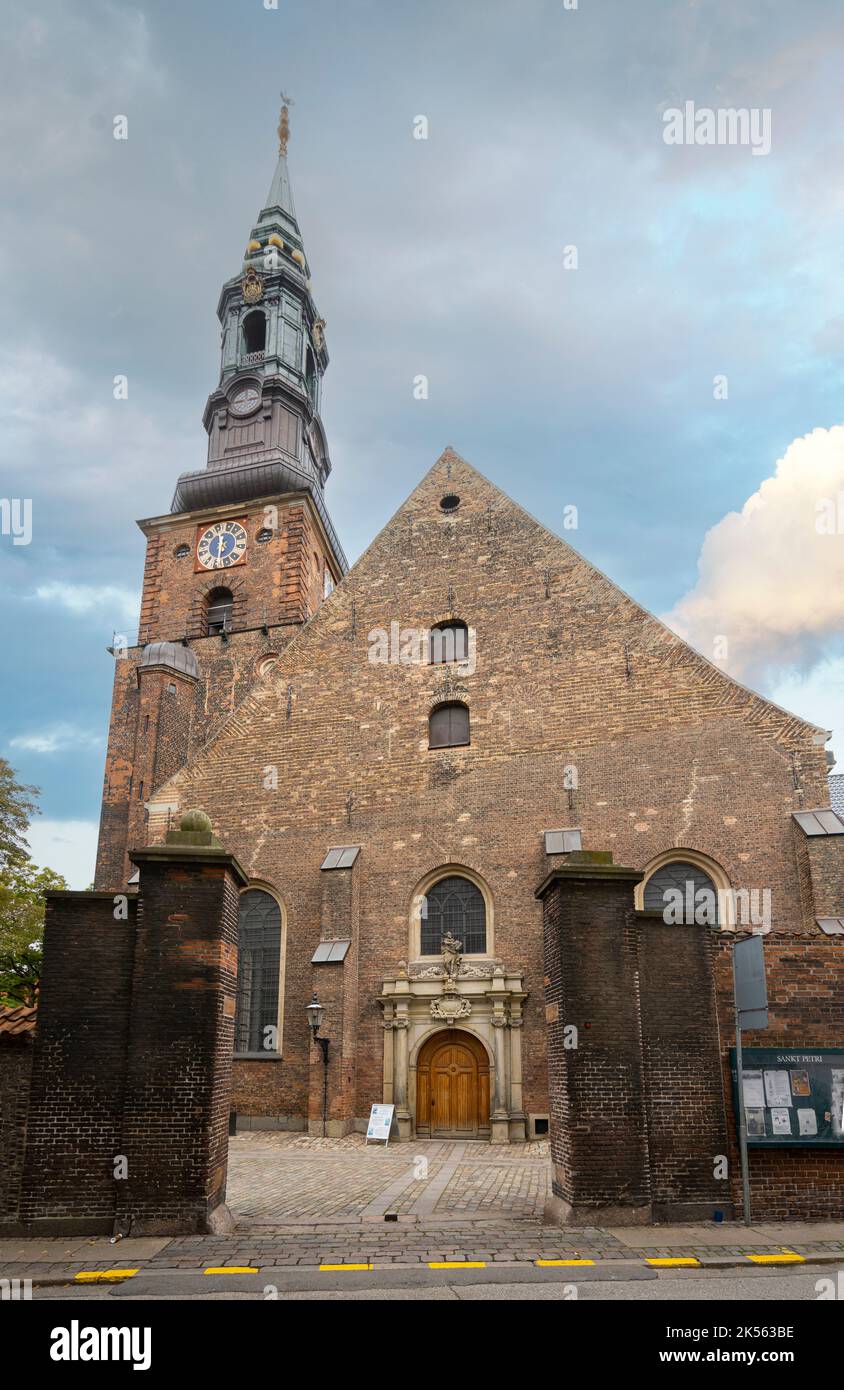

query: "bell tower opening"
xmin=206 ymin=587 xmax=233 ymax=635
xmin=241 ymin=309 xmax=266 ymax=360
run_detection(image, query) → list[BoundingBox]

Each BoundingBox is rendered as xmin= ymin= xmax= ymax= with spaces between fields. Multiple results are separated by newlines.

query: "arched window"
xmin=643 ymin=859 xmax=720 ymax=925
xmin=206 ymin=587 xmax=233 ymax=635
xmin=235 ymin=889 xmax=282 ymax=1054
xmin=242 ymin=310 xmax=266 ymax=357
xmin=429 ymin=701 xmax=469 ymax=749
xmin=421 ymin=875 xmax=486 ymax=955
xmin=429 ymin=621 xmax=468 ymax=665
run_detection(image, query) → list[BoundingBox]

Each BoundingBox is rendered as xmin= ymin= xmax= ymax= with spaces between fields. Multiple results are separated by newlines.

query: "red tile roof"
xmin=0 ymin=1004 xmax=37 ymax=1039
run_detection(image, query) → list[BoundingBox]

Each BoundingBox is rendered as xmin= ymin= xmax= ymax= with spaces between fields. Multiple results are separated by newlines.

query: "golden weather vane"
xmin=278 ymin=90 xmax=294 ymax=156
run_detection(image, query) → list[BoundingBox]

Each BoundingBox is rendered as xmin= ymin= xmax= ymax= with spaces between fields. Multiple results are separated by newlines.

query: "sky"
xmin=1 ymin=0 xmax=843 ymax=886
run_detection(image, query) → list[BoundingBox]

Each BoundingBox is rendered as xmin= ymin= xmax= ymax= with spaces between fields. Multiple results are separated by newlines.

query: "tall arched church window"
xmin=421 ymin=875 xmax=486 ymax=955
xmin=429 ymin=621 xmax=468 ymax=664
xmin=235 ymin=889 xmax=282 ymax=1054
xmin=428 ymin=701 xmax=470 ymax=749
xmin=206 ymin=587 xmax=233 ymax=635
xmin=643 ymin=860 xmax=720 ymax=925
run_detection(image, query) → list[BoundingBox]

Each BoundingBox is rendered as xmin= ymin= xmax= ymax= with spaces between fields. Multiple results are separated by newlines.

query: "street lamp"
xmin=306 ymin=992 xmax=330 ymax=1136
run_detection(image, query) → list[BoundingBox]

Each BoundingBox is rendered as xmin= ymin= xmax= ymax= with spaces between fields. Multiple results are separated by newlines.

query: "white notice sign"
xmin=366 ymin=1103 xmax=395 ymax=1144
xmin=763 ymin=1069 xmax=792 ymax=1108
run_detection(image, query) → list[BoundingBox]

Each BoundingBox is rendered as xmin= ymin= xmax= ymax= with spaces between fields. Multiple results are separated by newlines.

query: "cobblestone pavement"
xmin=1 ymin=1135 xmax=842 ymax=1279
xmin=227 ymin=1133 xmax=551 ymax=1226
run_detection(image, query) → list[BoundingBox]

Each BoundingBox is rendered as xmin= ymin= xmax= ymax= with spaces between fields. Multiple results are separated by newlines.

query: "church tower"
xmin=94 ymin=101 xmax=346 ymax=889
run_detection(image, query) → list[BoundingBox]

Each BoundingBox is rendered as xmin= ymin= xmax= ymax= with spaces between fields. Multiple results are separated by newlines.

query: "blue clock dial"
xmin=196 ymin=520 xmax=248 ymax=570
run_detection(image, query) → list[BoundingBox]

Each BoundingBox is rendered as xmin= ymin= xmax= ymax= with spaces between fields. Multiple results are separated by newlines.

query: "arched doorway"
xmin=416 ymin=1029 xmax=490 ymax=1139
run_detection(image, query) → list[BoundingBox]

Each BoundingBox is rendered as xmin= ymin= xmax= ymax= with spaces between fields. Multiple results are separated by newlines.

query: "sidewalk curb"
xmin=4 ymin=1248 xmax=841 ymax=1288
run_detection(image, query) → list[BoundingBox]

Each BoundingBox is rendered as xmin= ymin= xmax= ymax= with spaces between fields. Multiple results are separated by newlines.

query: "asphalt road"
xmin=26 ymin=1263 xmax=839 ymax=1300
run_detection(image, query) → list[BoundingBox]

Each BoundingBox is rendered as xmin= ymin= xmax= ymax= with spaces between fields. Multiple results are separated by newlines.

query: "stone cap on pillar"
xmin=534 ymin=851 xmax=643 ymax=899
xmin=130 ymin=809 xmax=250 ymax=886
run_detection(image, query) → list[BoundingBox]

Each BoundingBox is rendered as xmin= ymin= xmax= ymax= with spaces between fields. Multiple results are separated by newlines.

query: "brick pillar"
xmin=11 ymin=892 xmax=138 ymax=1235
xmin=119 ymin=814 xmax=248 ymax=1234
xmin=537 ymin=856 xmax=651 ymax=1226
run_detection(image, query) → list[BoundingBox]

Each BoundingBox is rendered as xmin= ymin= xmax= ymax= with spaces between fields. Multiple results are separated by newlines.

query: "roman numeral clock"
xmin=194 ymin=518 xmax=248 ymax=571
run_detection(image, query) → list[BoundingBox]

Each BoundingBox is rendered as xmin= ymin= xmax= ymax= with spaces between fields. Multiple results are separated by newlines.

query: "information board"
xmin=730 ymin=1047 xmax=844 ymax=1147
xmin=365 ymin=1103 xmax=396 ymax=1145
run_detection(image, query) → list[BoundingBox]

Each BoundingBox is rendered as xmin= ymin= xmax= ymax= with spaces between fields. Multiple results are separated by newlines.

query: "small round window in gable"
xmin=440 ymin=494 xmax=460 ymax=512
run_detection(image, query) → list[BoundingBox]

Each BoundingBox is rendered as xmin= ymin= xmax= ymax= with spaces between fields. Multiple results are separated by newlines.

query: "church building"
xmin=82 ymin=105 xmax=843 ymax=1221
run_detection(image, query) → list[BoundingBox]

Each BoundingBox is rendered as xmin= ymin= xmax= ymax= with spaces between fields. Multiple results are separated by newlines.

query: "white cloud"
xmin=9 ymin=723 xmax=104 ymax=755
xmin=665 ymin=425 xmax=844 ymax=684
xmin=31 ymin=581 xmax=138 ymax=626
xmin=25 ymin=818 xmax=98 ymax=889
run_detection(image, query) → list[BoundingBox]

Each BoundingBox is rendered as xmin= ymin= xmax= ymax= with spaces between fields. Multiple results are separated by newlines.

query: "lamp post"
xmin=306 ymin=992 xmax=330 ymax=1137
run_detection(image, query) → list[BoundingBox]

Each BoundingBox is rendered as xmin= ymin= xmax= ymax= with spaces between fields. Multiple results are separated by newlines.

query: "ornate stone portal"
xmin=379 ymin=936 xmax=527 ymax=1143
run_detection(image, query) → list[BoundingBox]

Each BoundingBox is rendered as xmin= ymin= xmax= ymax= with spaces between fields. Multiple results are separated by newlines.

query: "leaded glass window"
xmin=643 ymin=861 xmax=719 ymax=925
xmin=235 ymin=889 xmax=282 ymax=1053
xmin=421 ymin=875 xmax=486 ymax=955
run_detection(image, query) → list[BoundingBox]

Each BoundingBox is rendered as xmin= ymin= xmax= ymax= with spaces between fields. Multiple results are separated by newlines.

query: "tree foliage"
xmin=0 ymin=759 xmax=67 ymax=1005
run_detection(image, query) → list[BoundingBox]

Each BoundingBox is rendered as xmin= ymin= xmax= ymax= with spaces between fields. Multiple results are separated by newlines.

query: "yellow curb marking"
xmin=746 ymin=1251 xmax=804 ymax=1265
xmin=203 ymin=1266 xmax=259 ymax=1274
xmin=535 ymin=1258 xmax=596 ymax=1267
xmin=75 ymin=1269 xmax=138 ymax=1282
xmin=319 ymin=1263 xmax=373 ymax=1272
xmin=646 ymin=1257 xmax=701 ymax=1267
xmin=428 ymin=1261 xmax=486 ymax=1269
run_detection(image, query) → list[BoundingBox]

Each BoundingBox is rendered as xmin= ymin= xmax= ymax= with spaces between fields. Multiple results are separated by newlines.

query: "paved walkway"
xmin=227 ymin=1133 xmax=550 ymax=1225
xmin=1 ymin=1135 xmax=842 ymax=1283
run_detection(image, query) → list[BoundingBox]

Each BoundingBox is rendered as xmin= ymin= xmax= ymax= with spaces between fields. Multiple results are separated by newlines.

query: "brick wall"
xmin=714 ymin=934 xmax=844 ymax=1219
xmin=0 ymin=1038 xmax=33 ymax=1223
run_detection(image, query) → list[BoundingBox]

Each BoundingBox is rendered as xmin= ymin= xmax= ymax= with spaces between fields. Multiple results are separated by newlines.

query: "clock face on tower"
xmin=196 ymin=520 xmax=248 ymax=570
xmin=228 ymin=386 xmax=260 ymax=417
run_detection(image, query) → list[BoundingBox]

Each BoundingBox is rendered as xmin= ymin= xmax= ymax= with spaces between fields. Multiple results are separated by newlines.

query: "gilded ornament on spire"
xmin=278 ymin=90 xmax=294 ymax=156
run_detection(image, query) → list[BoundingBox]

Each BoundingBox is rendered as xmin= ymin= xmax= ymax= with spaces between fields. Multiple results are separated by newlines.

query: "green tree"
xmin=0 ymin=759 xmax=67 ymax=1005
xmin=0 ymin=861 xmax=68 ymax=1005
xmin=0 ymin=757 xmax=39 ymax=871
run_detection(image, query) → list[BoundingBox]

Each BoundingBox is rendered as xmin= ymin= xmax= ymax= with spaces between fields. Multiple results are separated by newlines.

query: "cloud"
xmin=24 ymin=818 xmax=98 ymax=889
xmin=9 ymin=723 xmax=104 ymax=755
xmin=31 ymin=581 xmax=138 ymax=626
xmin=664 ymin=425 xmax=844 ymax=684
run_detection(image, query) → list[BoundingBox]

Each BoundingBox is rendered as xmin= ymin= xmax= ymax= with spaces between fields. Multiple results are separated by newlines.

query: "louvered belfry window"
xmin=421 ymin=875 xmax=486 ymax=955
xmin=428 ymin=701 xmax=470 ymax=749
xmin=235 ymin=890 xmax=282 ymax=1053
xmin=643 ymin=861 xmax=719 ymax=924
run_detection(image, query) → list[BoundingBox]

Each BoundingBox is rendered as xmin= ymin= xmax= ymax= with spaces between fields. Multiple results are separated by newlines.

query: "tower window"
xmin=429 ymin=621 xmax=468 ymax=665
xmin=421 ymin=875 xmax=486 ymax=956
xmin=206 ymin=587 xmax=233 ymax=635
xmin=429 ymin=701 xmax=470 ymax=749
xmin=242 ymin=310 xmax=266 ymax=358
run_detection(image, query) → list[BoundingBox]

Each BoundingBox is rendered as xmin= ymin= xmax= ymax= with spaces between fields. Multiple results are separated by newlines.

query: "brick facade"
xmin=135 ymin=451 xmax=838 ymax=1157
